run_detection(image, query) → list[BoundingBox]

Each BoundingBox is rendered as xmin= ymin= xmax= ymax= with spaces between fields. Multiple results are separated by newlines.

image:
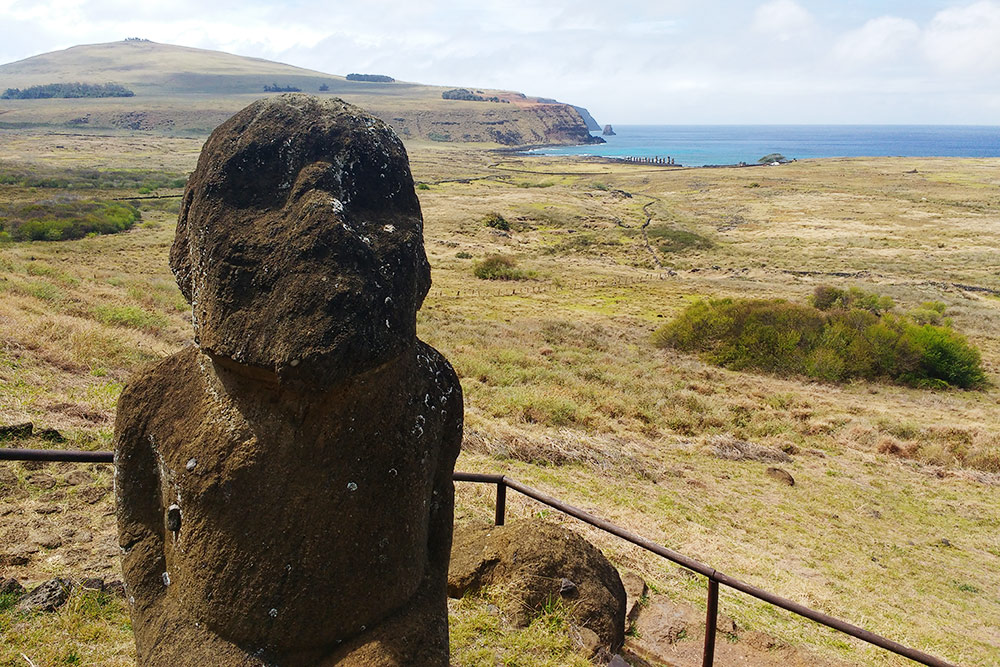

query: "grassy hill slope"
xmin=0 ymin=40 xmax=600 ymax=146
xmin=0 ymin=136 xmax=998 ymax=664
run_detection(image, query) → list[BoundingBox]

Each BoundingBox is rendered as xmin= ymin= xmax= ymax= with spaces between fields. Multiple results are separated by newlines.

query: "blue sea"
xmin=529 ymin=125 xmax=1000 ymax=167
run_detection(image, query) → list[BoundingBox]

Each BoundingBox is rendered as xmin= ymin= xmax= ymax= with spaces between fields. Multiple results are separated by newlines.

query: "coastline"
xmin=522 ymin=124 xmax=1000 ymax=168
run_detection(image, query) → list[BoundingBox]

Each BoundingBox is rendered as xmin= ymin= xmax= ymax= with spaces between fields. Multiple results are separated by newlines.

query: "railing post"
xmin=703 ymin=578 xmax=719 ymax=667
xmin=494 ymin=480 xmax=507 ymax=526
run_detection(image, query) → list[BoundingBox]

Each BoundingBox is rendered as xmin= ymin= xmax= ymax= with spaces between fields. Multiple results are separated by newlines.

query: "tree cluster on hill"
xmin=0 ymin=198 xmax=141 ymax=242
xmin=442 ymin=88 xmax=504 ymax=103
xmin=346 ymin=73 xmax=395 ymax=83
xmin=653 ymin=285 xmax=986 ymax=389
xmin=263 ymin=83 xmax=302 ymax=93
xmin=1 ymin=82 xmax=134 ymax=100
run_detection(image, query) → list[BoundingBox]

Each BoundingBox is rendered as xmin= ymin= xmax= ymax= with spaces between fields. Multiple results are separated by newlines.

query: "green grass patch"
xmin=654 ymin=289 xmax=986 ymax=389
xmin=0 ymin=589 xmax=133 ymax=666
xmin=14 ymin=280 xmax=64 ymax=301
xmin=646 ymin=226 xmax=714 ymax=253
xmin=449 ymin=593 xmax=590 ymax=667
xmin=92 ymin=304 xmax=169 ymax=331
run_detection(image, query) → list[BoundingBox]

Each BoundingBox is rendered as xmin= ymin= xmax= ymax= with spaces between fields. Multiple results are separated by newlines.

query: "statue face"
xmin=171 ymin=96 xmax=431 ymax=388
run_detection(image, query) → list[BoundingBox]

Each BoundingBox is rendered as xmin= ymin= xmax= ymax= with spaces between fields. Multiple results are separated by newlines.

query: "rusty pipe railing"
xmin=2 ymin=451 xmax=959 ymax=667
xmin=454 ymin=471 xmax=955 ymax=667
xmin=0 ymin=447 xmax=113 ymax=463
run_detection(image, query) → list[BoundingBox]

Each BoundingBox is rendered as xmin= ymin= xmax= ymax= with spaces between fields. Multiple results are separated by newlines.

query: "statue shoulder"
xmin=115 ymin=345 xmax=202 ymax=434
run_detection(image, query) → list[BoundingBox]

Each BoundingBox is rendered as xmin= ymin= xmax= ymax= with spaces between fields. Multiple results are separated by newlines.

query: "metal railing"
xmin=0 ymin=448 xmax=957 ymax=667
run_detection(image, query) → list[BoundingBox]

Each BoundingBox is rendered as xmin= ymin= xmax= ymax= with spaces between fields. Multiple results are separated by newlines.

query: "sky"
xmin=1 ymin=0 xmax=999 ymax=124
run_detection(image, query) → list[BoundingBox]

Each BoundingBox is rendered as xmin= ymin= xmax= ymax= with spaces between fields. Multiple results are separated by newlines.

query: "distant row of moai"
xmin=622 ymin=155 xmax=676 ymax=165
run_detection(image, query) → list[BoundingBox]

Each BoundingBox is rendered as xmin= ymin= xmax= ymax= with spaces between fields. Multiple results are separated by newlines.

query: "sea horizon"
xmin=529 ymin=124 xmax=1000 ymax=167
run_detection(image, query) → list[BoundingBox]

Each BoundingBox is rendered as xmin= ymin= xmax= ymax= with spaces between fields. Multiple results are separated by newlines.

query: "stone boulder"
xmin=449 ymin=520 xmax=626 ymax=650
xmin=17 ymin=578 xmax=72 ymax=612
xmin=1 ymin=577 xmax=25 ymax=596
xmin=116 ymin=94 xmax=462 ymax=666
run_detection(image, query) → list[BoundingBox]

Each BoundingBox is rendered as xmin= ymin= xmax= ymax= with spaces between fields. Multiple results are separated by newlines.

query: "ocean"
xmin=528 ymin=125 xmax=1000 ymax=167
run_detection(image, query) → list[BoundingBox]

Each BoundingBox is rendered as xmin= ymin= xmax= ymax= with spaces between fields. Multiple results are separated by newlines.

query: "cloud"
xmin=922 ymin=1 xmax=1000 ymax=74
xmin=833 ymin=16 xmax=920 ymax=66
xmin=2 ymin=0 xmax=1000 ymax=123
xmin=751 ymin=0 xmax=815 ymax=42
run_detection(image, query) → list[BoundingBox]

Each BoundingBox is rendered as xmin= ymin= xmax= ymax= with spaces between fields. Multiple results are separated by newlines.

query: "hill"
xmin=0 ymin=40 xmax=601 ymax=146
xmin=0 ymin=135 xmax=998 ymax=664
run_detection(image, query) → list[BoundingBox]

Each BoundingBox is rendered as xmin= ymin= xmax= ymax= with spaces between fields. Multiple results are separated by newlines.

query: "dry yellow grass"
xmin=1 ymin=132 xmax=999 ymax=665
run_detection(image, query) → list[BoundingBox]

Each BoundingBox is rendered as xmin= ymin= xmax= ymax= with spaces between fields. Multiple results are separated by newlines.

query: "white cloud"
xmin=922 ymin=1 xmax=1000 ymax=73
xmin=751 ymin=0 xmax=815 ymax=42
xmin=833 ymin=16 xmax=920 ymax=66
xmin=3 ymin=1 xmax=1000 ymax=123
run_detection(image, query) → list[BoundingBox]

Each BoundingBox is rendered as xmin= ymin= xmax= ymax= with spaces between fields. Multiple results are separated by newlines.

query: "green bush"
xmin=909 ymin=301 xmax=949 ymax=326
xmin=0 ymin=163 xmax=186 ymax=190
xmin=2 ymin=82 xmax=134 ymax=99
xmin=483 ymin=212 xmax=510 ymax=231
xmin=473 ymin=255 xmax=535 ymax=281
xmin=811 ymin=285 xmax=894 ymax=314
xmin=2 ymin=199 xmax=140 ymax=242
xmin=654 ymin=295 xmax=986 ymax=389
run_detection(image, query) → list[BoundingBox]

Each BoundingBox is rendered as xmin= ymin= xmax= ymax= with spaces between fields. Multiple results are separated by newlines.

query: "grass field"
xmin=1 ymin=130 xmax=999 ymax=666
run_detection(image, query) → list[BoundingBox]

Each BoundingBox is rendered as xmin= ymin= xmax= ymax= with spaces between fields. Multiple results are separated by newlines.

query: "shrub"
xmin=654 ymin=295 xmax=986 ymax=389
xmin=908 ymin=324 xmax=986 ymax=389
xmin=483 ymin=212 xmax=510 ymax=231
xmin=0 ymin=163 xmax=186 ymax=190
xmin=442 ymin=88 xmax=500 ymax=102
xmin=346 ymin=73 xmax=395 ymax=83
xmin=2 ymin=199 xmax=140 ymax=242
xmin=263 ymin=83 xmax=301 ymax=92
xmin=473 ymin=255 xmax=535 ymax=281
xmin=811 ymin=285 xmax=893 ymax=314
xmin=910 ymin=301 xmax=949 ymax=326
xmin=2 ymin=82 xmax=134 ymax=99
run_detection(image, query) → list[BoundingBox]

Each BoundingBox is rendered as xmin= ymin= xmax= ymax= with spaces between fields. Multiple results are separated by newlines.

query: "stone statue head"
xmin=170 ymin=94 xmax=431 ymax=388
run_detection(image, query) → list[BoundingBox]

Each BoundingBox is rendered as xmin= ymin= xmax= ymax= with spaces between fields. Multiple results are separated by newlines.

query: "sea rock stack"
xmin=603 ymin=124 xmax=616 ymax=136
xmin=115 ymin=94 xmax=463 ymax=666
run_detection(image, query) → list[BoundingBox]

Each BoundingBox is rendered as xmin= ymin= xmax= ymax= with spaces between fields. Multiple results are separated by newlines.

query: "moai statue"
xmin=114 ymin=94 xmax=463 ymax=666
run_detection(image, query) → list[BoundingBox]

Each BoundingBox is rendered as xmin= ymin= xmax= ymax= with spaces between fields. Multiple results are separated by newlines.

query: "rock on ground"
xmin=449 ymin=519 xmax=626 ymax=649
xmin=16 ymin=578 xmax=73 ymax=612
